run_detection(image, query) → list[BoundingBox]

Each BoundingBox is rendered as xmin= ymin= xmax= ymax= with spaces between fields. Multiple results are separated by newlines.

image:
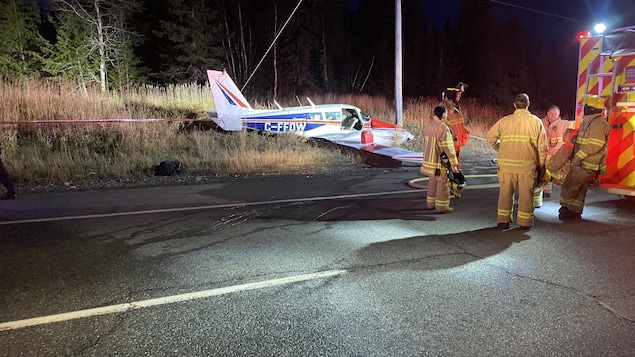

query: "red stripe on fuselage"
xmin=216 ymin=80 xmax=249 ymax=108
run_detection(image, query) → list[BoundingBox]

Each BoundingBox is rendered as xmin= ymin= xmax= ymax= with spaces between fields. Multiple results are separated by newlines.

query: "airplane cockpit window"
xmin=311 ymin=112 xmax=324 ymax=120
xmin=345 ymin=109 xmax=359 ymax=120
xmin=359 ymin=110 xmax=371 ymax=122
xmin=325 ymin=111 xmax=340 ymax=121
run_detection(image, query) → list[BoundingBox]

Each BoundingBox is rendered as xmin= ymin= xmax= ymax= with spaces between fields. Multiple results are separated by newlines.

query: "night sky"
xmin=421 ymin=0 xmax=635 ymax=34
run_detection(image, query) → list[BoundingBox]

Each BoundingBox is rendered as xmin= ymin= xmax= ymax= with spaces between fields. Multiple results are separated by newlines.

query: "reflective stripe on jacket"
xmin=420 ymin=118 xmax=458 ymax=176
xmin=574 ymin=113 xmax=609 ymax=173
xmin=541 ymin=117 xmax=575 ymax=158
xmin=440 ymin=99 xmax=469 ymax=147
xmin=486 ymin=109 xmax=547 ymax=174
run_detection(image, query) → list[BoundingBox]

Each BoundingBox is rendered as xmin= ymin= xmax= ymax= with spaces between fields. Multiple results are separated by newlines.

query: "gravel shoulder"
xmin=14 ymin=144 xmax=499 ymax=196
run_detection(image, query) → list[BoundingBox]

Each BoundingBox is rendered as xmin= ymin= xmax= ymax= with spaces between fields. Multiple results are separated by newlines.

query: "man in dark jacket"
xmin=0 ymin=145 xmax=16 ymax=200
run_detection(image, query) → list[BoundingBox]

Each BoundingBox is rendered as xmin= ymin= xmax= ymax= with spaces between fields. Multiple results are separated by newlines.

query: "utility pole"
xmin=395 ymin=0 xmax=403 ymax=127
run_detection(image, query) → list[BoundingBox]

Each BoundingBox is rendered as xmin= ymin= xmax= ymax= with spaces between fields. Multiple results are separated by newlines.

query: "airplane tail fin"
xmin=207 ymin=69 xmax=252 ymax=131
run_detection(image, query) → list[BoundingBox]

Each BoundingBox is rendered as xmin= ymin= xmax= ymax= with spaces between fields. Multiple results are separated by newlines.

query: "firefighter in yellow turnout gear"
xmin=440 ymin=83 xmax=469 ymax=199
xmin=487 ymin=94 xmax=547 ymax=229
xmin=558 ymin=95 xmax=610 ymax=221
xmin=440 ymin=82 xmax=470 ymax=168
xmin=533 ymin=105 xmax=575 ymax=208
xmin=421 ymin=106 xmax=459 ymax=213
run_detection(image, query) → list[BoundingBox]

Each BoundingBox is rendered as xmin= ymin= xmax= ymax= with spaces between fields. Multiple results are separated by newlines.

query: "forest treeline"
xmin=1 ymin=0 xmax=582 ymax=115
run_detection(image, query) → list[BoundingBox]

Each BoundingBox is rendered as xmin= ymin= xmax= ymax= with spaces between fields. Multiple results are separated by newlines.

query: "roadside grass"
xmin=1 ymin=79 xmax=508 ymax=185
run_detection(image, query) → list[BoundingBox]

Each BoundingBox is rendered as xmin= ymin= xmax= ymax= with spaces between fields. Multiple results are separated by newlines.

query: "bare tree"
xmin=52 ymin=0 xmax=141 ymax=92
xmin=219 ymin=0 xmax=254 ymax=86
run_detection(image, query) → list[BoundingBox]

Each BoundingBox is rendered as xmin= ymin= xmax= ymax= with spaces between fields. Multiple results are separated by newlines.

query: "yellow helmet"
xmin=536 ymin=169 xmax=552 ymax=189
xmin=583 ymin=95 xmax=605 ymax=110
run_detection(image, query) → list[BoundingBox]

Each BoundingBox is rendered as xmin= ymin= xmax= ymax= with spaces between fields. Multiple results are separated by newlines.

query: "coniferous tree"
xmin=423 ymin=23 xmax=462 ymax=99
xmin=412 ymin=27 xmax=434 ymax=96
xmin=458 ymin=0 xmax=495 ymax=101
xmin=401 ymin=0 xmax=428 ymax=98
xmin=351 ymin=0 xmax=395 ymax=95
xmin=309 ymin=0 xmax=350 ymax=94
xmin=213 ymin=0 xmax=351 ymax=99
xmin=41 ymin=11 xmax=99 ymax=91
xmin=51 ymin=0 xmax=143 ymax=92
xmin=0 ymin=0 xmax=43 ymax=80
xmin=533 ymin=26 xmax=579 ymax=115
xmin=474 ymin=18 xmax=535 ymax=106
xmin=275 ymin=1 xmax=320 ymax=97
xmin=148 ymin=0 xmax=224 ymax=84
xmin=108 ymin=9 xmax=147 ymax=90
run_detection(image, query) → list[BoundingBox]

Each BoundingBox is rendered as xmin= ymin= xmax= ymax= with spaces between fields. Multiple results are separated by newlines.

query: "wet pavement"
xmin=1 ymin=167 xmax=634 ymax=356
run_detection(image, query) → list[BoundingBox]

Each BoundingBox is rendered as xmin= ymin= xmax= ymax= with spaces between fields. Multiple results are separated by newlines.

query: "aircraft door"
xmin=342 ymin=108 xmax=363 ymax=130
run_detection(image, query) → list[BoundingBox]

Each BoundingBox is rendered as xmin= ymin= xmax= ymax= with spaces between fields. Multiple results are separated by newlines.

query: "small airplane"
xmin=205 ymin=69 xmax=472 ymax=190
xmin=206 ymin=69 xmax=415 ymax=146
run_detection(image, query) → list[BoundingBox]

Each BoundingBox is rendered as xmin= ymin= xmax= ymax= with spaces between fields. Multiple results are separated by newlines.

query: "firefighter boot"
xmin=558 ymin=206 xmax=581 ymax=221
xmin=497 ymin=222 xmax=510 ymax=230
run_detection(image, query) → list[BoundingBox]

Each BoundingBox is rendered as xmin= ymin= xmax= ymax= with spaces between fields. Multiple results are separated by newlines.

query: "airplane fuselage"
xmin=206 ymin=69 xmax=414 ymax=146
xmin=240 ymin=104 xmax=370 ymax=135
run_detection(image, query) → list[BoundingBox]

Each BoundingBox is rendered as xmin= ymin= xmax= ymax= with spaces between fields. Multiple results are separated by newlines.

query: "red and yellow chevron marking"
xmin=603 ymin=108 xmax=635 ymax=187
xmin=600 ymin=56 xmax=614 ymax=97
xmin=600 ymin=55 xmax=635 ymax=187
xmin=600 ymin=56 xmax=635 ymax=99
xmin=577 ymin=36 xmax=603 ymax=104
xmin=578 ymin=35 xmax=635 ymax=188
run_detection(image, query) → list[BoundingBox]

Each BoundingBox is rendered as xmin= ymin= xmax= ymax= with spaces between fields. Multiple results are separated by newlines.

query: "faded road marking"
xmin=0 ymin=270 xmax=346 ymax=331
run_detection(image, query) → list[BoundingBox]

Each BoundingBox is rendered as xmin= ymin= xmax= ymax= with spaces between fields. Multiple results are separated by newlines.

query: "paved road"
xmin=1 ymin=168 xmax=634 ymax=356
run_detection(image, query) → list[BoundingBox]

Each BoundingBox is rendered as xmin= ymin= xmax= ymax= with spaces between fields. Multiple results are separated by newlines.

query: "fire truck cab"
xmin=576 ymin=25 xmax=635 ymax=196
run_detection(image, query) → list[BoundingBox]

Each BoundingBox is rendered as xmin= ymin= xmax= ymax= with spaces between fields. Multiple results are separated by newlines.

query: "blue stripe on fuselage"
xmin=243 ymin=114 xmax=341 ymax=132
xmin=218 ymin=84 xmax=238 ymax=106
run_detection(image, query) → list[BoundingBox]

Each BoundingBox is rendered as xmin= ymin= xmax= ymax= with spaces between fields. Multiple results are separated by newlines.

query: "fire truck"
xmin=576 ymin=25 xmax=635 ymax=196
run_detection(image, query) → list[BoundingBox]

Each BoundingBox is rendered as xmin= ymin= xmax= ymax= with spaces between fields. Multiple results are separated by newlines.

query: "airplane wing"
xmin=324 ymin=136 xmax=423 ymax=166
xmin=315 ymin=125 xmax=414 ymax=147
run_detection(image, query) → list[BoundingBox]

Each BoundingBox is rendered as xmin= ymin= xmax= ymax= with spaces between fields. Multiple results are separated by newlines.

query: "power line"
xmin=242 ymin=0 xmax=304 ymax=91
xmin=487 ymin=0 xmax=585 ymax=23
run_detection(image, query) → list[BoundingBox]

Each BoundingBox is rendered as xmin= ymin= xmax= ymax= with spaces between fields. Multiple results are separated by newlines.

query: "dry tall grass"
xmin=0 ymin=80 xmax=359 ymax=184
xmin=1 ymin=78 xmax=511 ymax=185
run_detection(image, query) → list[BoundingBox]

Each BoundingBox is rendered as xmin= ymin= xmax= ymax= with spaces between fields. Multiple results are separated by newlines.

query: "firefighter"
xmin=440 ymin=82 xmax=470 ymax=168
xmin=421 ymin=105 xmax=459 ymax=214
xmin=558 ymin=95 xmax=610 ymax=221
xmin=440 ymin=82 xmax=470 ymax=199
xmin=545 ymin=128 xmax=577 ymax=184
xmin=0 ymin=145 xmax=16 ymax=200
xmin=487 ymin=93 xmax=547 ymax=230
xmin=533 ymin=105 xmax=575 ymax=208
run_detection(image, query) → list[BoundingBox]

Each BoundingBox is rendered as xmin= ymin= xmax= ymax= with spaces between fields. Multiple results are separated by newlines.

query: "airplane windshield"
xmin=359 ymin=110 xmax=371 ymax=122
